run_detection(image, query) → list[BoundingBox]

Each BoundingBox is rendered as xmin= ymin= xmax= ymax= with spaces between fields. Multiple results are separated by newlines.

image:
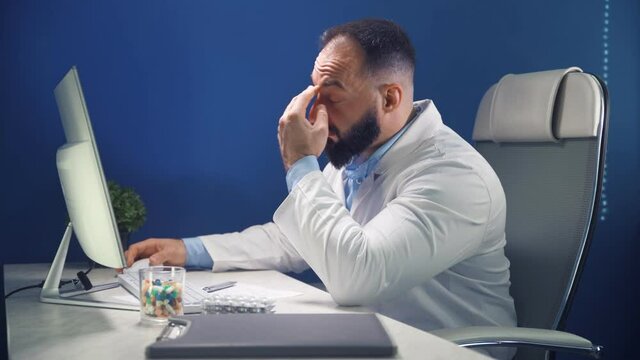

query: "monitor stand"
xmin=39 ymin=223 xmax=138 ymax=311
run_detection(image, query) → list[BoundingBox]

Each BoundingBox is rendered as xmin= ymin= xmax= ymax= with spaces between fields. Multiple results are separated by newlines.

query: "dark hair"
xmin=320 ymin=19 xmax=415 ymax=78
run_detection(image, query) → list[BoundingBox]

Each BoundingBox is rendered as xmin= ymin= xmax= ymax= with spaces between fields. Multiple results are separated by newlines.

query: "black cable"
xmin=4 ymin=282 xmax=45 ymax=299
xmin=4 ymin=263 xmax=94 ymax=299
xmin=83 ymin=261 xmax=95 ymax=276
xmin=3 ymin=279 xmax=73 ymax=299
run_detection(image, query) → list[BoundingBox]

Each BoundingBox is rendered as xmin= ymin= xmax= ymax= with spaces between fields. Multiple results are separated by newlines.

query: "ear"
xmin=379 ymin=83 xmax=402 ymax=114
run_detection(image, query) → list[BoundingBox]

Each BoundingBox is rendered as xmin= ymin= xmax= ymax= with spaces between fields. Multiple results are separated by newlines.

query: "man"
xmin=127 ymin=19 xmax=516 ymax=359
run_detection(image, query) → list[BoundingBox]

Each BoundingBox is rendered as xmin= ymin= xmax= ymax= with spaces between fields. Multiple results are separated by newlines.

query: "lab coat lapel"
xmin=350 ymin=174 xmax=382 ymax=222
xmin=330 ymin=168 xmax=347 ymax=205
xmin=375 ymin=100 xmax=443 ymax=177
xmin=350 ymin=100 xmax=442 ymax=219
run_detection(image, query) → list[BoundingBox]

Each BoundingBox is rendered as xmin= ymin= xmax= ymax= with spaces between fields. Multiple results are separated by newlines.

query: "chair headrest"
xmin=473 ymin=67 xmax=603 ymax=142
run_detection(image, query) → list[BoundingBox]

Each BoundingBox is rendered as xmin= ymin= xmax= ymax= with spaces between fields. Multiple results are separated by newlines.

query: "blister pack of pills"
xmin=201 ymin=294 xmax=275 ymax=314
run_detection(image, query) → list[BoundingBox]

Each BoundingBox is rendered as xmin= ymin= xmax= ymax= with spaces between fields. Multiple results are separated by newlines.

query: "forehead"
xmin=311 ymin=37 xmax=365 ymax=87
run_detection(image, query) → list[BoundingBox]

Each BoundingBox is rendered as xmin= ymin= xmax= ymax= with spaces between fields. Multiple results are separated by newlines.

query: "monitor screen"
xmin=54 ymin=67 xmax=126 ymax=268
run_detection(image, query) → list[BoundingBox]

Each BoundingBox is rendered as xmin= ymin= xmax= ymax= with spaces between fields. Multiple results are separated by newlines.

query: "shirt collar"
xmin=343 ymin=105 xmax=421 ymax=182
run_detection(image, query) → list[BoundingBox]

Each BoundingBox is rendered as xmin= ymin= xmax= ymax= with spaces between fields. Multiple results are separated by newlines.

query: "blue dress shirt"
xmin=182 ymin=236 xmax=214 ymax=269
xmin=341 ymin=122 xmax=411 ymax=210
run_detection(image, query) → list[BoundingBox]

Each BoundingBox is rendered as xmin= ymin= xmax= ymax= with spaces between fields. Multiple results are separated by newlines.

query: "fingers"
xmin=283 ymin=85 xmax=315 ymax=116
xmin=314 ymin=104 xmax=328 ymax=129
xmin=124 ymin=243 xmax=141 ymax=267
xmin=122 ymin=238 xmax=189 ymax=268
xmin=285 ymin=95 xmax=296 ymax=113
xmin=281 ymin=85 xmax=319 ymax=125
xmin=149 ymin=250 xmax=169 ymax=266
xmin=279 ymin=85 xmax=319 ymax=136
xmin=312 ymin=104 xmax=329 ymax=157
xmin=308 ymin=100 xmax=318 ymax=125
xmin=124 ymin=238 xmax=160 ymax=267
xmin=277 ymin=85 xmax=323 ymax=170
xmin=290 ymin=85 xmax=319 ymax=115
xmin=277 ymin=123 xmax=284 ymax=150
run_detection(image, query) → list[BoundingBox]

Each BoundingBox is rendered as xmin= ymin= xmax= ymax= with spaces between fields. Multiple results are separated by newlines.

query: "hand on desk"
xmin=124 ymin=238 xmax=187 ymax=267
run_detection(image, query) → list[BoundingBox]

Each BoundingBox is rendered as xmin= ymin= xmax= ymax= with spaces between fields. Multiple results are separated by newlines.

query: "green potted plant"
xmin=107 ymin=180 xmax=147 ymax=250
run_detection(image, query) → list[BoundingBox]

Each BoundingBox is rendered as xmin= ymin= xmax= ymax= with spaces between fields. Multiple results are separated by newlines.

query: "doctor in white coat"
xmin=127 ymin=19 xmax=516 ymax=359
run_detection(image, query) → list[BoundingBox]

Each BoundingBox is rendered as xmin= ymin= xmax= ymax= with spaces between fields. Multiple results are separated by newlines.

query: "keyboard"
xmin=117 ymin=271 xmax=207 ymax=314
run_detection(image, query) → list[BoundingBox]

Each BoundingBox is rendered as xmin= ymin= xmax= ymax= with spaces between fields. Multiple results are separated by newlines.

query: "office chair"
xmin=432 ymin=68 xmax=608 ymax=360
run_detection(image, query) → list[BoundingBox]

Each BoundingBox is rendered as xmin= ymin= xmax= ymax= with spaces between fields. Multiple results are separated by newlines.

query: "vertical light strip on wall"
xmin=600 ymin=0 xmax=609 ymax=221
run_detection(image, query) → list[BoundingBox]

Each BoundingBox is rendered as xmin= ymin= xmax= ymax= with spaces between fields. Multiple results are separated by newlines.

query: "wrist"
xmin=286 ymin=155 xmax=320 ymax=192
xmin=182 ymin=237 xmax=213 ymax=269
xmin=284 ymin=153 xmax=309 ymax=171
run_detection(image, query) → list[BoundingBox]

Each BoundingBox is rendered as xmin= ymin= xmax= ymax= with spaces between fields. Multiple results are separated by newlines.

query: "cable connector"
xmin=76 ymin=271 xmax=93 ymax=291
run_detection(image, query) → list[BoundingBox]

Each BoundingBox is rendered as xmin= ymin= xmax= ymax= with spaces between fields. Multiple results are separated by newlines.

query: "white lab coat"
xmin=200 ymin=100 xmax=516 ymax=358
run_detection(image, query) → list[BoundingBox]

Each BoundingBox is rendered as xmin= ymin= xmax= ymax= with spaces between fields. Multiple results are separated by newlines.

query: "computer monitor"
xmin=40 ymin=67 xmax=136 ymax=310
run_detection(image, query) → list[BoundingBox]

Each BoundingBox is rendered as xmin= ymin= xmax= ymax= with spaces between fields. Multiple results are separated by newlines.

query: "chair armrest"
xmin=430 ymin=326 xmax=602 ymax=359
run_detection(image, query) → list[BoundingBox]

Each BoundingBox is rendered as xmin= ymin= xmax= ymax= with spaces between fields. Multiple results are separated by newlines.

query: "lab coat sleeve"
xmin=273 ymin=167 xmax=492 ymax=306
xmin=198 ymin=222 xmax=309 ymax=273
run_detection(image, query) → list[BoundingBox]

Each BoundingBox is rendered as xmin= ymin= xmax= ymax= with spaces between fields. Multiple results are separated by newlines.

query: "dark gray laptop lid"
xmin=146 ymin=313 xmax=397 ymax=358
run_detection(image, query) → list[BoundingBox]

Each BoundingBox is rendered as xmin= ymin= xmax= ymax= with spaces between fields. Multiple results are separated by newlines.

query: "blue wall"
xmin=1 ymin=1 xmax=638 ymax=358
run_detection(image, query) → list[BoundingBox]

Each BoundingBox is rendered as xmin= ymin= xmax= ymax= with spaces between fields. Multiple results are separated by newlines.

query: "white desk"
xmin=4 ymin=264 xmax=489 ymax=360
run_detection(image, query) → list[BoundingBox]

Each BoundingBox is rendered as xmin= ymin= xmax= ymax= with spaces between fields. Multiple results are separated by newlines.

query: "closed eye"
xmin=318 ymin=90 xmax=344 ymax=104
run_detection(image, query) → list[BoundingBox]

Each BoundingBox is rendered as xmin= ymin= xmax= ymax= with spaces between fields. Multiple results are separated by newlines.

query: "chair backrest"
xmin=472 ymin=68 xmax=608 ymax=335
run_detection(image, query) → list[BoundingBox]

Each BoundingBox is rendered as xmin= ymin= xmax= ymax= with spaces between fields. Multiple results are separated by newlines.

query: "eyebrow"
xmin=310 ymin=75 xmax=345 ymax=90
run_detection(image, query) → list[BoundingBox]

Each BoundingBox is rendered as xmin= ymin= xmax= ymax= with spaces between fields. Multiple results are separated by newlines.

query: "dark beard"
xmin=325 ymin=108 xmax=380 ymax=168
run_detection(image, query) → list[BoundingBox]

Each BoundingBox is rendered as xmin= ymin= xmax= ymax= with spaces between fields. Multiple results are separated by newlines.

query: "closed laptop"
xmin=146 ymin=313 xmax=397 ymax=358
